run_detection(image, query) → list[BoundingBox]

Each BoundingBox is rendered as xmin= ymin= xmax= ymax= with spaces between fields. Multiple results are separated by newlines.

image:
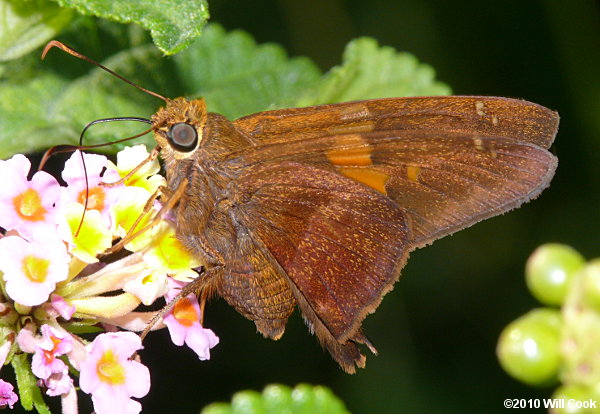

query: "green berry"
xmin=526 ymin=244 xmax=585 ymax=306
xmin=497 ymin=308 xmax=562 ymax=385
xmin=551 ymin=385 xmax=594 ymax=414
xmin=202 ymin=403 xmax=235 ymax=414
xmin=580 ymin=261 xmax=600 ymax=312
xmin=291 ymin=384 xmax=316 ymax=411
xmin=231 ymin=391 xmax=265 ymax=414
xmin=263 ymin=384 xmax=293 ymax=412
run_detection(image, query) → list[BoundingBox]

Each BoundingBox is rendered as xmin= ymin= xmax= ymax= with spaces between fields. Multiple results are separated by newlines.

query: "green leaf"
xmin=0 ymin=0 xmax=74 ymax=62
xmin=0 ymin=24 xmax=451 ymax=158
xmin=0 ymin=44 xmax=165 ymax=158
xmin=173 ymin=24 xmax=322 ymax=119
xmin=0 ymin=72 xmax=71 ymax=158
xmin=201 ymin=384 xmax=351 ymax=414
xmin=52 ymin=0 xmax=209 ymax=55
xmin=296 ymin=37 xmax=451 ymax=106
xmin=11 ymin=353 xmax=51 ymax=414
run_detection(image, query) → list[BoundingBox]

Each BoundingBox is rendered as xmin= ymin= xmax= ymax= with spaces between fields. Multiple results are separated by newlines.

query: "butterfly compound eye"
xmin=166 ymin=122 xmax=198 ymax=152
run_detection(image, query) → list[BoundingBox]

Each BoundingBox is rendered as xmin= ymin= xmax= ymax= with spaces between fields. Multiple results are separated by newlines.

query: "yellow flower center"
xmin=22 ymin=255 xmax=50 ymax=283
xmin=13 ymin=188 xmax=46 ymax=221
xmin=173 ymin=298 xmax=198 ymax=327
xmin=77 ymin=187 xmax=106 ymax=212
xmin=96 ymin=350 xmax=126 ymax=385
xmin=152 ymin=226 xmax=198 ymax=271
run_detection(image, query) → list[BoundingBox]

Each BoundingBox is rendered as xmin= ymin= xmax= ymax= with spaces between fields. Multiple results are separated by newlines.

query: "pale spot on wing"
xmin=326 ymin=135 xmax=373 ymax=166
xmin=488 ymin=141 xmax=498 ymax=158
xmin=471 ymin=136 xmax=499 ymax=158
xmin=472 ymin=136 xmax=485 ymax=151
xmin=329 ymin=122 xmax=375 ymax=135
xmin=475 ymin=101 xmax=486 ymax=116
xmin=338 ymin=103 xmax=371 ymax=121
xmin=327 ymin=146 xmax=372 ymax=166
xmin=476 ymin=101 xmax=501 ymax=127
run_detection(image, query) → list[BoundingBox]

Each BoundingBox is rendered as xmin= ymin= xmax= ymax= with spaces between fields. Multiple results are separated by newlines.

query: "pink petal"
xmin=62 ymin=151 xmax=107 ymax=186
xmin=92 ymin=394 xmax=142 ymax=414
xmin=165 ymin=278 xmax=187 ymax=302
xmin=40 ymin=325 xmax=73 ymax=355
xmin=16 ymin=324 xmax=37 ymax=353
xmin=0 ymin=236 xmax=28 ymax=274
xmin=123 ymin=361 xmax=150 ymax=398
xmin=0 ymin=341 xmax=11 ymax=367
xmin=32 ymin=351 xmax=53 ymax=379
xmin=32 ymin=325 xmax=73 ymax=379
xmin=0 ymin=380 xmax=18 ymax=408
xmin=51 ymin=294 xmax=76 ymax=320
xmin=79 ymin=357 xmax=101 ymax=395
xmin=0 ymin=158 xmax=28 ymax=199
xmin=61 ymin=151 xmax=123 ymax=227
xmin=30 ymin=170 xmax=63 ymax=202
xmin=0 ymin=155 xmax=62 ymax=240
xmin=100 ymin=332 xmax=143 ymax=359
xmin=185 ymin=325 xmax=219 ymax=360
xmin=45 ymin=367 xmax=73 ymax=396
xmin=91 ymin=384 xmax=142 ymax=414
xmin=5 ymin=154 xmax=31 ymax=177
xmin=80 ymin=332 xmax=145 ymax=395
xmin=163 ymin=314 xmax=186 ymax=346
xmin=0 ymin=234 xmax=69 ymax=306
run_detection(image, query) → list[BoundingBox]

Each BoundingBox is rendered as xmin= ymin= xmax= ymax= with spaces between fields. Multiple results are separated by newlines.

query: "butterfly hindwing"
xmin=228 ymin=161 xmax=410 ymax=372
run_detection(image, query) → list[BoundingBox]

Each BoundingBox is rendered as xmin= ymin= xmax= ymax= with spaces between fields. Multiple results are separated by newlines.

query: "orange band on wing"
xmin=339 ymin=167 xmax=390 ymax=195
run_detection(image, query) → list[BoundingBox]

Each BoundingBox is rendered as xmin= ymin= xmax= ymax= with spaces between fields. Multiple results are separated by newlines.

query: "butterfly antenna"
xmin=38 ymin=117 xmax=154 ymax=236
xmin=38 ymin=117 xmax=153 ymax=171
xmin=42 ymin=40 xmax=168 ymax=103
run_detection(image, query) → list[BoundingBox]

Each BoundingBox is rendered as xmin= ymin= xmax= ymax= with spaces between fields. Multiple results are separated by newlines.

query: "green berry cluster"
xmin=201 ymin=384 xmax=350 ymax=414
xmin=497 ymin=244 xmax=600 ymax=412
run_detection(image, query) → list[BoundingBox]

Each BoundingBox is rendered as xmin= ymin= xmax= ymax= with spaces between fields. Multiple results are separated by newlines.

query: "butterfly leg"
xmin=104 ymin=178 xmax=187 ymax=255
xmin=139 ymin=264 xmax=223 ymax=341
xmin=101 ymin=145 xmax=160 ymax=188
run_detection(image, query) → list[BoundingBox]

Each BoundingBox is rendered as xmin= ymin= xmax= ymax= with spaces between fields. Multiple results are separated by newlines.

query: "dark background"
xmin=74 ymin=1 xmax=600 ymax=413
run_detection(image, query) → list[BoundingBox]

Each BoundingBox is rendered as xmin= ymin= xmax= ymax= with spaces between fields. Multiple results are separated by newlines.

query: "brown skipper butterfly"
xmin=43 ymin=41 xmax=558 ymax=373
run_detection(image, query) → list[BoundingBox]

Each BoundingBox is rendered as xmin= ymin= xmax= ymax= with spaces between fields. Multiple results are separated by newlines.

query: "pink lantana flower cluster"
xmin=0 ymin=146 xmax=218 ymax=414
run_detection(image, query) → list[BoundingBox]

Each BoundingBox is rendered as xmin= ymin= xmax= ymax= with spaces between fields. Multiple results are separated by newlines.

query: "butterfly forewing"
xmin=226 ymin=131 xmax=556 ymax=248
xmin=233 ymin=96 xmax=558 ymax=148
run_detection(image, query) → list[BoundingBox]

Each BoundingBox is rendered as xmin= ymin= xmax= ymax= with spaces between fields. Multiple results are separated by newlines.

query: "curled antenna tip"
xmin=39 ymin=144 xmax=79 ymax=171
xmin=42 ymin=40 xmax=67 ymax=60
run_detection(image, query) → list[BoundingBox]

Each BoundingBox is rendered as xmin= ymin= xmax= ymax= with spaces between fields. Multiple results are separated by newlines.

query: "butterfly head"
xmin=152 ymin=97 xmax=208 ymax=159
